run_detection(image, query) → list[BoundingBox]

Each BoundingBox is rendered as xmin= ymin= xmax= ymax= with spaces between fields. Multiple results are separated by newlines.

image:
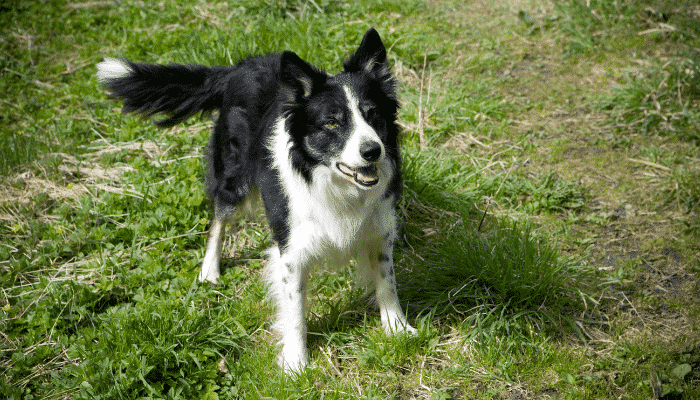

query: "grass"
xmin=2 ymin=0 xmax=699 ymax=399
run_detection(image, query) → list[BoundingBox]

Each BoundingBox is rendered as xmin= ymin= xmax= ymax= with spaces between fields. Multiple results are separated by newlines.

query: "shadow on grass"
xmin=392 ymin=154 xmax=592 ymax=347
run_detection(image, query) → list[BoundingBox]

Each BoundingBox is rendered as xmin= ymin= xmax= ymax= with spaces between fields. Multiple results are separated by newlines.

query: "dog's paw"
xmin=197 ymin=271 xmax=219 ymax=285
xmin=280 ymin=357 xmax=307 ymax=376
xmin=403 ymin=324 xmax=418 ymax=336
xmin=277 ymin=353 xmax=308 ymax=376
xmin=384 ymin=320 xmax=418 ymax=336
xmin=278 ymin=342 xmax=309 ymax=376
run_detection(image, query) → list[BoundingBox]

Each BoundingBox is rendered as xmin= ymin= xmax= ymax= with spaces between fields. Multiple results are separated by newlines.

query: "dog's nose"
xmin=360 ymin=141 xmax=382 ymax=162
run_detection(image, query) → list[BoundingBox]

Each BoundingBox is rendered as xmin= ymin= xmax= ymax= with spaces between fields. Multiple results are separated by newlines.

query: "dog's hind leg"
xmin=199 ymin=205 xmax=234 ymax=284
xmin=199 ymin=106 xmax=251 ymax=284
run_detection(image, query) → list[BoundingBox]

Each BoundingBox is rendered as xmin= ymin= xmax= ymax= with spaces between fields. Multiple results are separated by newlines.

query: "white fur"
xmin=200 ymin=192 xmax=260 ymax=284
xmin=269 ymin=116 xmax=389 ymax=257
xmin=264 ymin=111 xmax=415 ymax=374
xmin=199 ymin=214 xmax=228 ymax=284
xmin=340 ymin=86 xmax=385 ymax=168
xmin=96 ymin=57 xmax=131 ymax=83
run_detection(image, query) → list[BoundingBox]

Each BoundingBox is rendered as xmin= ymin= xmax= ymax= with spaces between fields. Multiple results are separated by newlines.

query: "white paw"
xmin=404 ymin=324 xmax=418 ymax=336
xmin=278 ymin=345 xmax=309 ymax=375
xmin=385 ymin=320 xmax=418 ymax=336
xmin=198 ymin=270 xmax=219 ymax=284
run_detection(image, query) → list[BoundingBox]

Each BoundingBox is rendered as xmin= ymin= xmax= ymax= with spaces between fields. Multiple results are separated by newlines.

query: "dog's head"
xmin=281 ymin=28 xmax=399 ymax=191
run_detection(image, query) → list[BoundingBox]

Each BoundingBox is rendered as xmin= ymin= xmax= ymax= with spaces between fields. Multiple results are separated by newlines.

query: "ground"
xmin=1 ymin=0 xmax=698 ymax=398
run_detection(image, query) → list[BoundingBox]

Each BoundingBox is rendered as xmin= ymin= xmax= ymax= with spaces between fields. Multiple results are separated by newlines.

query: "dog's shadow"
xmin=217 ymin=213 xmax=578 ymax=351
xmin=383 ymin=216 xmax=581 ymax=340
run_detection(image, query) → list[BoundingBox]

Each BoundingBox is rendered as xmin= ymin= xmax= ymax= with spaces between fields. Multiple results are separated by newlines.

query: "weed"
xmin=65 ymin=287 xmax=248 ymax=399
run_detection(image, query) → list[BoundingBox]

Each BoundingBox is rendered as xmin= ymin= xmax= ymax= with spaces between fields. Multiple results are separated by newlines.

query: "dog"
xmin=96 ymin=28 xmax=416 ymax=373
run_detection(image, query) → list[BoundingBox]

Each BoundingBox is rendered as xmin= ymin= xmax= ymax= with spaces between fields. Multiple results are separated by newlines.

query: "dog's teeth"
xmin=354 ymin=167 xmax=379 ymax=186
xmin=337 ymin=162 xmax=354 ymax=177
xmin=354 ymin=175 xmax=379 ymax=186
xmin=355 ymin=178 xmax=377 ymax=186
xmin=354 ymin=165 xmax=378 ymax=182
xmin=337 ymin=162 xmax=379 ymax=187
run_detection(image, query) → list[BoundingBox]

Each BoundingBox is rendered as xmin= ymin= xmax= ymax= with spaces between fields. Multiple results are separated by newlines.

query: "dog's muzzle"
xmin=336 ymin=162 xmax=379 ymax=187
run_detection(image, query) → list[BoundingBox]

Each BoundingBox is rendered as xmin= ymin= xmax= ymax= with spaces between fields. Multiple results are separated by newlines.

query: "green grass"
xmin=2 ymin=0 xmax=700 ymax=399
xmin=597 ymin=52 xmax=700 ymax=141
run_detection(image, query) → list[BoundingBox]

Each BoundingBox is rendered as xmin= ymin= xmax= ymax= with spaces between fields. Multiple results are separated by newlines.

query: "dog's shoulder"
xmin=218 ymin=53 xmax=286 ymax=108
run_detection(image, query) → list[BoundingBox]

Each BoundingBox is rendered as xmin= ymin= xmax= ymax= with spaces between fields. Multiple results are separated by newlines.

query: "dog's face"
xmin=301 ymin=79 xmax=386 ymax=188
xmin=281 ymin=29 xmax=399 ymax=190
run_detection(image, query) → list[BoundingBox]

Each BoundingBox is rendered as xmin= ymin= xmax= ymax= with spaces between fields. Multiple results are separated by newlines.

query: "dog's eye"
xmin=363 ymin=106 xmax=377 ymax=119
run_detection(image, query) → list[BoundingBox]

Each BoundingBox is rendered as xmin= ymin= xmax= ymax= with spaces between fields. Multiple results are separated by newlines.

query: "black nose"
xmin=360 ymin=141 xmax=382 ymax=162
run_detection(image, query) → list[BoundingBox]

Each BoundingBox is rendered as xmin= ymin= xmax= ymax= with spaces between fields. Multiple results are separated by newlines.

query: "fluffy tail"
xmin=96 ymin=58 xmax=233 ymax=127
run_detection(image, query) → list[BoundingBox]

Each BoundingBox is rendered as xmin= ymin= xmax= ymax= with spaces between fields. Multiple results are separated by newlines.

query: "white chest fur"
xmin=268 ymin=118 xmax=394 ymax=257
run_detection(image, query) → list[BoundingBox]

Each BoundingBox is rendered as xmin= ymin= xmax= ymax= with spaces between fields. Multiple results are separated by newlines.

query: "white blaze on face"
xmin=340 ymin=86 xmax=384 ymax=167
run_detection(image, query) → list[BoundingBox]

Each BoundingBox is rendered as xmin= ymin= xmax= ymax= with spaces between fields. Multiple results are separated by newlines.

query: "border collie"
xmin=97 ymin=28 xmax=416 ymax=373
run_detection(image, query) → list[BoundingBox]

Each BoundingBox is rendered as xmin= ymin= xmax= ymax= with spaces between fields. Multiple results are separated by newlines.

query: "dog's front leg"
xmin=358 ymin=240 xmax=417 ymax=335
xmin=265 ymin=246 xmax=310 ymax=374
xmin=376 ymin=245 xmax=417 ymax=335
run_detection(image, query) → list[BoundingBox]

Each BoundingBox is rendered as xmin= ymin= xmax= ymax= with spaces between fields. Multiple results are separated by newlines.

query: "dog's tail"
xmin=96 ymin=58 xmax=233 ymax=127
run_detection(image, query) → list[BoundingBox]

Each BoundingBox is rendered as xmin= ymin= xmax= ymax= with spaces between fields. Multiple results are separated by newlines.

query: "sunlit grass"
xmin=1 ymin=0 xmax=699 ymax=399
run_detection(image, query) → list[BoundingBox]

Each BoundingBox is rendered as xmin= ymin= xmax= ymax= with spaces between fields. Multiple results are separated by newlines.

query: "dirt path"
xmin=422 ymin=0 xmax=699 ymax=351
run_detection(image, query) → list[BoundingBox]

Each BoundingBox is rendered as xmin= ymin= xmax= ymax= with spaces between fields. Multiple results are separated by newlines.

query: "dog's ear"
xmin=344 ymin=28 xmax=391 ymax=79
xmin=280 ymin=51 xmax=325 ymax=104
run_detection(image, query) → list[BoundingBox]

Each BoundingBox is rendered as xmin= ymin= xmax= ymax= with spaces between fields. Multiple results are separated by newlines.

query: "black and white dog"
xmin=97 ymin=28 xmax=416 ymax=373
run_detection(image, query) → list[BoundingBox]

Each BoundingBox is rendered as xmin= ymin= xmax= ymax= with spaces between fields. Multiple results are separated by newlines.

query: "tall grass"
xmin=552 ymin=0 xmax=700 ymax=142
xmin=598 ymin=53 xmax=700 ymax=141
xmin=399 ymin=150 xmax=590 ymax=344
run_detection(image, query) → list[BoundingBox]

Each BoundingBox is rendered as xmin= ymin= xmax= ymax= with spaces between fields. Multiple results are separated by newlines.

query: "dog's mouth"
xmin=336 ymin=162 xmax=379 ymax=187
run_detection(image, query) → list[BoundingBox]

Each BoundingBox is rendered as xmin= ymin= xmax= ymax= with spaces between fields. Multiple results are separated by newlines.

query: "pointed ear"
xmin=280 ymin=51 xmax=325 ymax=104
xmin=343 ymin=28 xmax=390 ymax=78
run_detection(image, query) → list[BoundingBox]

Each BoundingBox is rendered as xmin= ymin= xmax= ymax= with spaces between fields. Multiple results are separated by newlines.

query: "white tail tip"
xmin=96 ymin=57 xmax=131 ymax=83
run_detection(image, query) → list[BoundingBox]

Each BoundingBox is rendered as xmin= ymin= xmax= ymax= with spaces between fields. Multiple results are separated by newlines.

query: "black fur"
xmin=98 ymin=29 xmax=400 ymax=248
